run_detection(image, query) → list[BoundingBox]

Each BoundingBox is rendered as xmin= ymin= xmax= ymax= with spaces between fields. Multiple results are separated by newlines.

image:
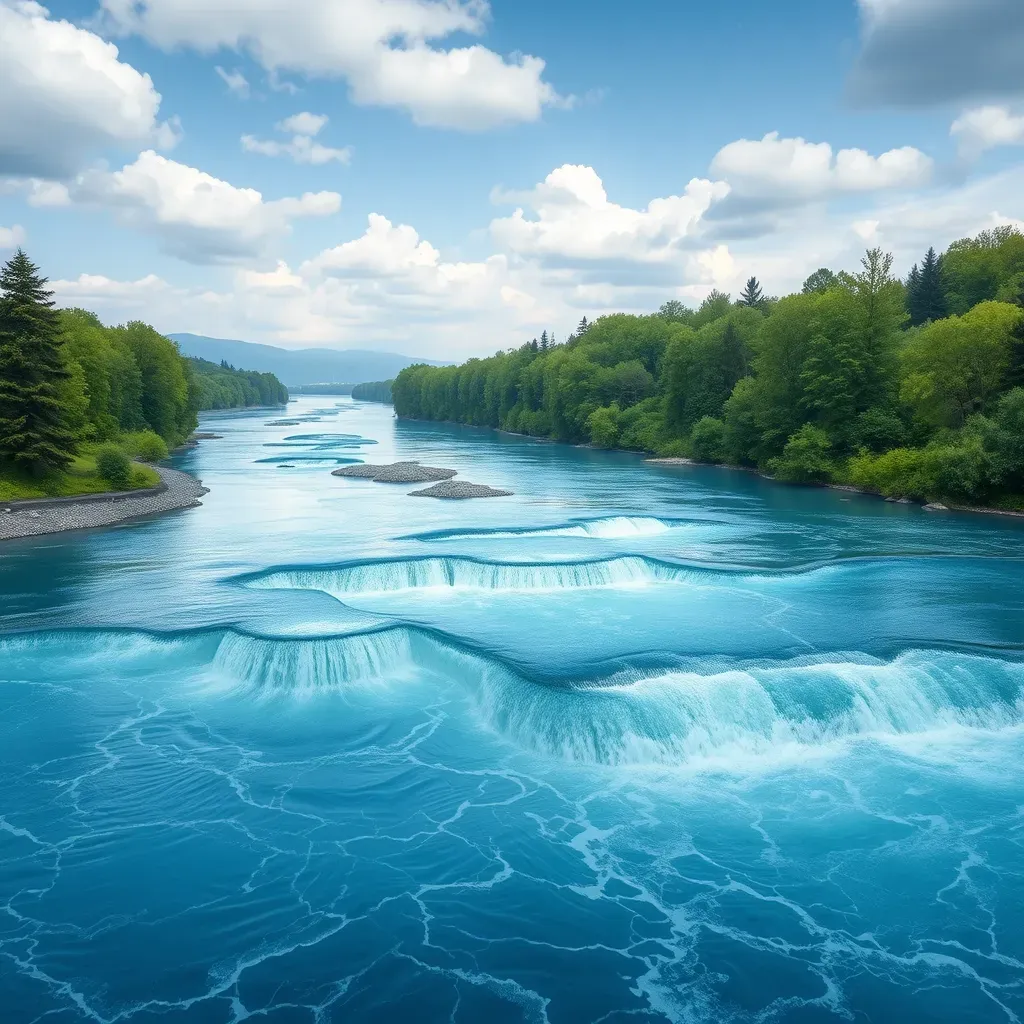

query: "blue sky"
xmin=1 ymin=0 xmax=1022 ymax=358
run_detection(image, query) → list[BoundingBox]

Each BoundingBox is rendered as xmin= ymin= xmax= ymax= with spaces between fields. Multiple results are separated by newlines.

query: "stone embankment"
xmin=0 ymin=466 xmax=208 ymax=542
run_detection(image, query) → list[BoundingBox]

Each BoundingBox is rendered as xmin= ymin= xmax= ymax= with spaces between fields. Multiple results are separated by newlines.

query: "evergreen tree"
xmin=577 ymin=316 xmax=589 ymax=334
xmin=907 ymin=247 xmax=947 ymax=326
xmin=0 ymin=250 xmax=78 ymax=474
xmin=721 ymin=321 xmax=748 ymax=389
xmin=530 ymin=338 xmax=539 ymax=353
xmin=540 ymin=330 xmax=549 ymax=352
xmin=739 ymin=276 xmax=766 ymax=309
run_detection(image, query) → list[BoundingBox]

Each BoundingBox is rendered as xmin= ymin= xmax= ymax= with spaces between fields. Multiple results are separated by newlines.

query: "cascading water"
xmin=3 ymin=396 xmax=1024 ymax=1024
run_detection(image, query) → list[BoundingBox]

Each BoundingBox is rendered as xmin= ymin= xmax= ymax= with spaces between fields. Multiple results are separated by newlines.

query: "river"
xmin=2 ymin=396 xmax=1024 ymax=1023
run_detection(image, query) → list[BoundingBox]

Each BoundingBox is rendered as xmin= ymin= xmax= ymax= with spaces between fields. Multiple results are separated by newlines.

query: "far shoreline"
xmin=400 ymin=415 xmax=1024 ymax=522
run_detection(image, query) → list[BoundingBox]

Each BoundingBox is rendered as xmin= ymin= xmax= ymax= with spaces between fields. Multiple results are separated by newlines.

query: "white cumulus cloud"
xmin=489 ymin=164 xmax=729 ymax=265
xmin=0 ymin=0 xmax=176 ymax=178
xmin=72 ymin=150 xmax=342 ymax=263
xmin=710 ymin=132 xmax=933 ymax=200
xmin=99 ymin=0 xmax=565 ymax=130
xmin=951 ymin=106 xmax=1024 ymax=157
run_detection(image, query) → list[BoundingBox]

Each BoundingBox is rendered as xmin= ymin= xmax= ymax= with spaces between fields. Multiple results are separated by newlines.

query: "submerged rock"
xmin=409 ymin=481 xmax=513 ymax=499
xmin=923 ymin=502 xmax=949 ymax=511
xmin=332 ymin=461 xmax=457 ymax=483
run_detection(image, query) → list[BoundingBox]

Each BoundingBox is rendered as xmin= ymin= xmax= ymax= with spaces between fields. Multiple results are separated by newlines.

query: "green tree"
xmin=656 ymin=300 xmax=693 ymax=324
xmin=690 ymin=416 xmax=726 ymax=462
xmin=739 ymin=276 xmax=766 ymax=310
xmin=767 ymin=424 xmax=834 ymax=483
xmin=0 ymin=250 xmax=79 ymax=473
xmin=692 ymin=290 xmax=732 ymax=329
xmin=906 ymin=247 xmax=947 ymax=326
xmin=901 ymin=301 xmax=1022 ymax=427
xmin=802 ymin=268 xmax=838 ymax=294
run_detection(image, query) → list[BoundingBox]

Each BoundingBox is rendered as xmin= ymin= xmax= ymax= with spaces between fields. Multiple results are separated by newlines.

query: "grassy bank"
xmin=0 ymin=449 xmax=160 ymax=502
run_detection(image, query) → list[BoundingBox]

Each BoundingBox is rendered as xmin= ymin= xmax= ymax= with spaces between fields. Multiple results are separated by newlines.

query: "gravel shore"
xmin=0 ymin=466 xmax=208 ymax=542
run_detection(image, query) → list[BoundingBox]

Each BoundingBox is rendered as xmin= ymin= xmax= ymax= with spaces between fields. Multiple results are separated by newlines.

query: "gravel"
xmin=409 ymin=480 xmax=513 ymax=499
xmin=0 ymin=466 xmax=209 ymax=541
xmin=332 ymin=461 xmax=458 ymax=483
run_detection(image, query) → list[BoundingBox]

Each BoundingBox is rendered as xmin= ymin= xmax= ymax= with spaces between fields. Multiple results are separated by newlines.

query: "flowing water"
xmin=2 ymin=397 xmax=1024 ymax=1023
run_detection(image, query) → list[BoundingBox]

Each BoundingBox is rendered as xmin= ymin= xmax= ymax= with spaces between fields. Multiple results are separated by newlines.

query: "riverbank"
xmin=0 ymin=466 xmax=209 ymax=542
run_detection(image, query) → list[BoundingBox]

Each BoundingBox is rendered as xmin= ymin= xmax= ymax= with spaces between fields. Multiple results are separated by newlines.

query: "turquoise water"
xmin=2 ymin=398 xmax=1024 ymax=1023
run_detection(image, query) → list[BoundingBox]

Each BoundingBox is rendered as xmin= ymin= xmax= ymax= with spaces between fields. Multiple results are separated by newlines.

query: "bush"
xmin=847 ymin=447 xmax=928 ymax=499
xmin=95 ymin=444 xmax=132 ymax=489
xmin=123 ymin=430 xmax=169 ymax=463
xmin=587 ymin=404 xmax=620 ymax=449
xmin=690 ymin=417 xmax=726 ymax=462
xmin=766 ymin=425 xmax=834 ymax=483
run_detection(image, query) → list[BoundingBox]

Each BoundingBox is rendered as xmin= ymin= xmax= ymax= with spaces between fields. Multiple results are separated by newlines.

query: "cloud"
xmin=241 ymin=112 xmax=351 ymax=165
xmin=849 ymin=0 xmax=1024 ymax=106
xmin=72 ymin=150 xmax=342 ymax=263
xmin=951 ymin=105 xmax=1024 ymax=157
xmin=489 ymin=164 xmax=729 ymax=265
xmin=99 ymin=0 xmax=566 ymax=130
xmin=278 ymin=112 xmax=328 ymax=136
xmin=710 ymin=132 xmax=933 ymax=199
xmin=0 ymin=224 xmax=25 ymax=249
xmin=0 ymin=0 xmax=176 ymax=178
xmin=215 ymin=65 xmax=250 ymax=98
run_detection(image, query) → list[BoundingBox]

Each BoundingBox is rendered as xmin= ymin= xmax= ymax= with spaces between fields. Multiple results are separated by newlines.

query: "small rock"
xmin=923 ymin=502 xmax=948 ymax=511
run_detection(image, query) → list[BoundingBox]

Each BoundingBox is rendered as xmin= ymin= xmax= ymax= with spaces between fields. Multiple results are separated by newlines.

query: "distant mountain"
xmin=167 ymin=334 xmax=441 ymax=387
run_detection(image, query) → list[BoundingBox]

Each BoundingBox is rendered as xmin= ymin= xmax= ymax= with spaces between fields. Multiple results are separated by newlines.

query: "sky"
xmin=1 ymin=0 xmax=1023 ymax=360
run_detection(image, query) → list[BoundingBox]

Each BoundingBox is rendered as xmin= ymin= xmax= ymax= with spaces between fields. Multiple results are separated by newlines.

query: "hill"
xmin=168 ymin=334 xmax=440 ymax=387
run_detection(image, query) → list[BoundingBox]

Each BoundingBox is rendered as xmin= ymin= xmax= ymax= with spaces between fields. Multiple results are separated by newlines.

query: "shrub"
xmin=690 ymin=417 xmax=726 ymax=462
xmin=767 ymin=425 xmax=834 ymax=483
xmin=95 ymin=444 xmax=132 ymax=489
xmin=847 ymin=447 xmax=928 ymax=499
xmin=587 ymin=404 xmax=620 ymax=449
xmin=123 ymin=430 xmax=169 ymax=463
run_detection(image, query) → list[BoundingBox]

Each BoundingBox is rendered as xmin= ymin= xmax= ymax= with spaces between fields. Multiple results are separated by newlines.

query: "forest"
xmin=0 ymin=250 xmax=286 ymax=499
xmin=393 ymin=228 xmax=1024 ymax=509
xmin=351 ymin=380 xmax=394 ymax=403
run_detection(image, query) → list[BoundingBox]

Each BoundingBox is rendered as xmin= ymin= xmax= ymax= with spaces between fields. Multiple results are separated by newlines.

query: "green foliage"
xmin=943 ymin=228 xmax=1024 ymax=315
xmin=189 ymin=357 xmax=288 ymax=412
xmin=351 ymin=380 xmax=393 ymax=402
xmin=900 ymin=301 xmax=1022 ymax=427
xmin=767 ymin=425 xmax=834 ymax=483
xmin=587 ymin=404 xmax=620 ymax=448
xmin=691 ymin=290 xmax=732 ymax=330
xmin=802 ymin=268 xmax=838 ymax=294
xmin=95 ymin=444 xmax=133 ymax=489
xmin=123 ymin=430 xmax=169 ymax=463
xmin=906 ymin=247 xmax=947 ymax=326
xmin=392 ymin=230 xmax=1024 ymax=510
xmin=0 ymin=250 xmax=79 ymax=474
xmin=739 ymin=277 xmax=767 ymax=310
xmin=690 ymin=416 xmax=726 ymax=462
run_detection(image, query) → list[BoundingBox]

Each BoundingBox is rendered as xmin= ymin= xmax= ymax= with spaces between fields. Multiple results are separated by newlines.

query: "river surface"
xmin=2 ymin=397 xmax=1024 ymax=1023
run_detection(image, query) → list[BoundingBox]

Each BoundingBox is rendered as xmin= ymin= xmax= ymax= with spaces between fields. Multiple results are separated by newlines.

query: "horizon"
xmin=2 ymin=0 xmax=1022 ymax=361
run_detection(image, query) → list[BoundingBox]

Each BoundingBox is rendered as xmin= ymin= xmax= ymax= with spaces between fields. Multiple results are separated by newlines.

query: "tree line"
xmin=0 ymin=250 xmax=286 ymax=490
xmin=392 ymin=227 xmax=1024 ymax=509
xmin=351 ymin=380 xmax=394 ymax=403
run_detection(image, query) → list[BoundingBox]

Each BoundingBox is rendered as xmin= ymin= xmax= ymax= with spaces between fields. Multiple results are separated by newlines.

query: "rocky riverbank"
xmin=0 ymin=466 xmax=209 ymax=542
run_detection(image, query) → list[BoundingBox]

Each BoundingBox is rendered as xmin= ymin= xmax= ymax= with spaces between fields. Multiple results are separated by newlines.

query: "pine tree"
xmin=540 ymin=330 xmax=549 ymax=352
xmin=721 ymin=321 xmax=747 ymax=389
xmin=577 ymin=316 xmax=589 ymax=335
xmin=1008 ymin=314 xmax=1024 ymax=390
xmin=906 ymin=248 xmax=947 ymax=327
xmin=739 ymin=276 xmax=765 ymax=309
xmin=530 ymin=338 xmax=538 ymax=353
xmin=0 ymin=250 xmax=78 ymax=474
